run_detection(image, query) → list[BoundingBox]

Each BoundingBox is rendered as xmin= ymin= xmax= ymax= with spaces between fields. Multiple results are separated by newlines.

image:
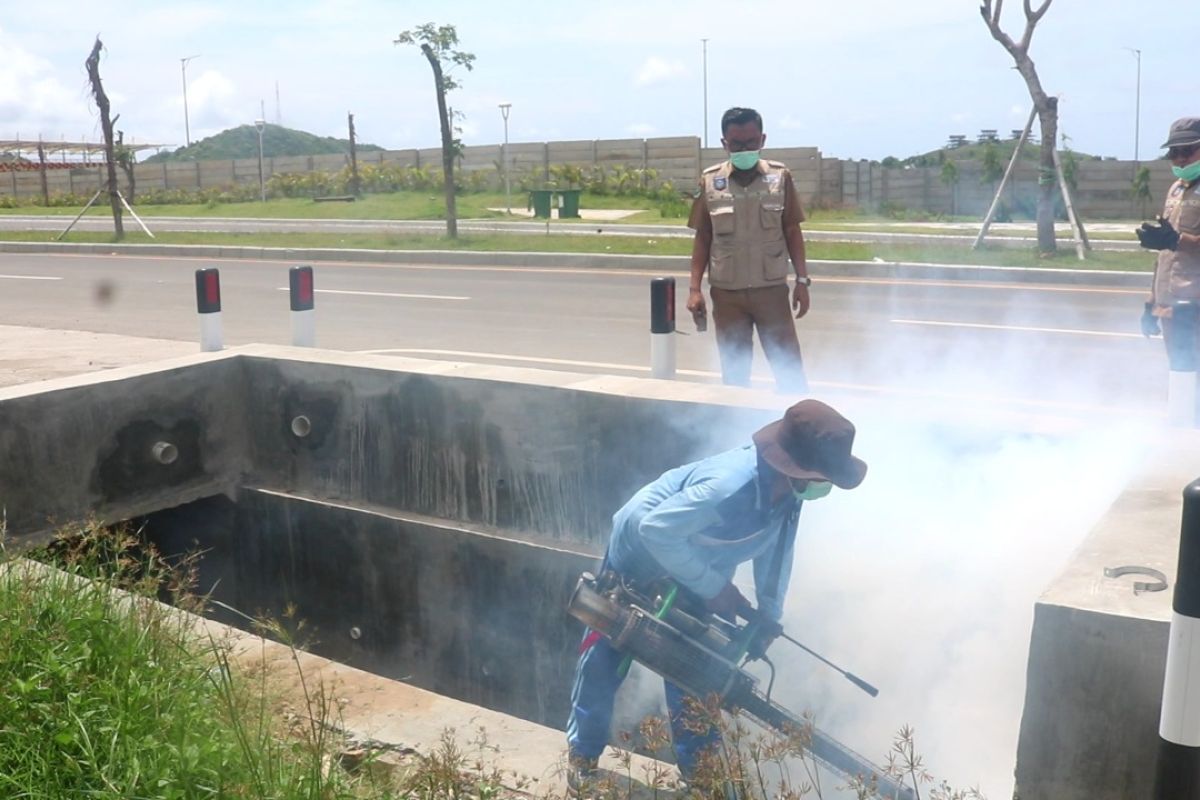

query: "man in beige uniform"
xmin=1138 ymin=118 xmax=1200 ymax=374
xmin=687 ymin=107 xmax=810 ymax=393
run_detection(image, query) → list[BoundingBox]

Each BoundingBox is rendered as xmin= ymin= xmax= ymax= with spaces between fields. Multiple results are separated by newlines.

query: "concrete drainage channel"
xmin=0 ymin=344 xmax=794 ymax=785
xmin=1 ymin=342 xmax=1190 ymax=799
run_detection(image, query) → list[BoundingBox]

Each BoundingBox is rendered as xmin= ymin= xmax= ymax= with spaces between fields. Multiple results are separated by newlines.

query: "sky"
xmin=0 ymin=0 xmax=1192 ymax=163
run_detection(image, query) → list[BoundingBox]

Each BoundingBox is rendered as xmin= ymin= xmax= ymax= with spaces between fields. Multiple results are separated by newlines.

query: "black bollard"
xmin=1154 ymin=478 xmax=1200 ymax=797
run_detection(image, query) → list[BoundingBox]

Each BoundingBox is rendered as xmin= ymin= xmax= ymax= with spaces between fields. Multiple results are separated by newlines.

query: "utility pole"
xmin=1126 ymin=47 xmax=1142 ymax=165
xmin=499 ymin=102 xmax=512 ymax=214
xmin=180 ymin=54 xmax=200 ymax=147
xmin=701 ymin=38 xmax=709 ymax=148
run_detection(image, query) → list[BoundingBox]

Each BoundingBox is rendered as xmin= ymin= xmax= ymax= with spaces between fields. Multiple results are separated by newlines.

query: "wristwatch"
xmin=795 ymin=275 xmax=812 ymax=287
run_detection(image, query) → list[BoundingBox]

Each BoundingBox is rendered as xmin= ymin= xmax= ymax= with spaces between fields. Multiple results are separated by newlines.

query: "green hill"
xmin=144 ymin=124 xmax=383 ymax=163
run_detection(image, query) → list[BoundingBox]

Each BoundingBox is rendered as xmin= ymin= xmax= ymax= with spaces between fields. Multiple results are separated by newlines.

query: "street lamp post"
xmin=181 ymin=54 xmax=201 ymax=147
xmin=1129 ymin=47 xmax=1142 ymax=165
xmin=254 ymin=118 xmax=266 ymax=202
xmin=498 ymin=103 xmax=512 ymax=215
xmin=701 ymin=39 xmax=709 ymax=148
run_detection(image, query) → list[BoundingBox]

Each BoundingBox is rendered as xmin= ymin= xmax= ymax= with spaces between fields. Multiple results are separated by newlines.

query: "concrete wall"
xmin=5 ymin=135 xmax=1172 ymax=219
xmin=142 ymin=489 xmax=598 ymax=727
xmin=0 ymin=356 xmax=247 ymax=540
xmin=1011 ymin=435 xmax=1200 ymax=800
xmin=236 ymin=354 xmax=773 ymax=549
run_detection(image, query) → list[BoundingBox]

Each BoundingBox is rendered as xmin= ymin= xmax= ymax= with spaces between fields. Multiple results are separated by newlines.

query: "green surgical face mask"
xmin=1174 ymin=161 xmax=1200 ymax=183
xmin=729 ymin=150 xmax=760 ymax=171
xmin=792 ymin=480 xmax=833 ymax=502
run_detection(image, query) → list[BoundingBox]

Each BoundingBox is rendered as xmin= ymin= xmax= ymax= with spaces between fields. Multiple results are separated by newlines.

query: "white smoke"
xmin=749 ymin=401 xmax=1150 ymax=798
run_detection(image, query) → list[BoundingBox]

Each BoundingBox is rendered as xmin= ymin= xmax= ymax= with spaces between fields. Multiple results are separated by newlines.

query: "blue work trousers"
xmin=565 ymin=626 xmax=721 ymax=777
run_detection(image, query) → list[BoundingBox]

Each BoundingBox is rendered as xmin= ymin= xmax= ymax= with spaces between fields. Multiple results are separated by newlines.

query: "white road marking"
xmin=0 ymin=273 xmax=61 ymax=281
xmin=276 ymin=287 xmax=469 ymax=301
xmin=358 ymin=347 xmax=1152 ymax=415
xmin=891 ymin=318 xmax=1143 ymax=338
xmin=11 ymin=253 xmax=1146 ymax=295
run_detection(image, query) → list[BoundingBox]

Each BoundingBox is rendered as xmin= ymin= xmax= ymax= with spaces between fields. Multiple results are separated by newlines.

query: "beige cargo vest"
xmin=1155 ymin=179 xmax=1200 ymax=304
xmin=702 ymin=159 xmax=790 ymax=290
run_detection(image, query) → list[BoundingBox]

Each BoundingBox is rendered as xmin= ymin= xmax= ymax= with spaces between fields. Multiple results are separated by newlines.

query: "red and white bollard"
xmin=650 ymin=277 xmax=676 ymax=379
xmin=194 ymin=268 xmax=223 ymax=352
xmin=289 ymin=265 xmax=315 ymax=347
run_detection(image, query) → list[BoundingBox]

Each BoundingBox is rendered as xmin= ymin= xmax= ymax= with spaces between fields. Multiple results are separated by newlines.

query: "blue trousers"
xmin=565 ymin=626 xmax=721 ymax=777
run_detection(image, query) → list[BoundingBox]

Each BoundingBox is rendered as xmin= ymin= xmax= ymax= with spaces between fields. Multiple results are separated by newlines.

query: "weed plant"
xmin=0 ymin=520 xmax=381 ymax=799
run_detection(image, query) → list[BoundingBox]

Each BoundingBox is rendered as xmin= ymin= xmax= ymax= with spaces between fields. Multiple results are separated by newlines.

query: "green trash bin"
xmin=528 ymin=189 xmax=554 ymax=219
xmin=558 ymin=188 xmax=582 ymax=219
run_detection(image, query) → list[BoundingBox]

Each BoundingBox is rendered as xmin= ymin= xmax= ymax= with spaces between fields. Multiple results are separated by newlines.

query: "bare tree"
xmin=116 ymin=130 xmax=135 ymax=204
xmin=979 ymin=0 xmax=1059 ymax=254
xmin=84 ymin=37 xmax=123 ymax=239
xmin=394 ymin=23 xmax=475 ymax=239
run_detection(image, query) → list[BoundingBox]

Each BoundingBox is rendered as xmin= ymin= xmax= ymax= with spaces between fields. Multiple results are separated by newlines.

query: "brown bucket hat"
xmin=752 ymin=399 xmax=868 ymax=489
xmin=1162 ymin=118 xmax=1200 ymax=149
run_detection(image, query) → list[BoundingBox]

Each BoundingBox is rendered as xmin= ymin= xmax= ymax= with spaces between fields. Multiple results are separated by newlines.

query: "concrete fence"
xmin=1 ymin=135 xmax=1176 ymax=220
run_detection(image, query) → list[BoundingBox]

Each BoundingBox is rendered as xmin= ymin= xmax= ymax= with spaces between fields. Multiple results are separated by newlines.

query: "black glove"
xmin=746 ymin=617 xmax=783 ymax=661
xmin=1137 ymin=217 xmax=1181 ymax=251
xmin=1142 ymin=301 xmax=1162 ymax=337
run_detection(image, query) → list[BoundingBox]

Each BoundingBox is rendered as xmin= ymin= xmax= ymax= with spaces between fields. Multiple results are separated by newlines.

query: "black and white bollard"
xmin=289 ymin=265 xmax=315 ymax=347
xmin=1155 ymin=478 xmax=1200 ymax=798
xmin=195 ymin=268 xmax=223 ymax=352
xmin=1168 ymin=301 xmax=1198 ymax=428
xmin=650 ymin=277 xmax=676 ymax=379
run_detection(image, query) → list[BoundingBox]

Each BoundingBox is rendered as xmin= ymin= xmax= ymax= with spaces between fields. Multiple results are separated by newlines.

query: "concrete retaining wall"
xmin=0 ymin=356 xmax=247 ymax=539
xmin=142 ymin=489 xmax=598 ymax=727
xmin=5 ymin=135 xmax=1172 ymax=219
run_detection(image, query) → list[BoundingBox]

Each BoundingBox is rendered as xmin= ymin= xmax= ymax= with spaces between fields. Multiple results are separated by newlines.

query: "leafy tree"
xmin=980 ymin=0 xmax=1062 ymax=254
xmin=940 ymin=159 xmax=960 ymax=215
xmin=394 ymin=23 xmax=475 ymax=239
xmin=980 ymin=142 xmax=1004 ymax=185
xmin=1132 ymin=165 xmax=1153 ymax=219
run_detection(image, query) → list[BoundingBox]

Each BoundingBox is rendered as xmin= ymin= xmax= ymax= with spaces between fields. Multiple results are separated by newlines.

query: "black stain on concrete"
xmin=93 ymin=418 xmax=205 ymax=503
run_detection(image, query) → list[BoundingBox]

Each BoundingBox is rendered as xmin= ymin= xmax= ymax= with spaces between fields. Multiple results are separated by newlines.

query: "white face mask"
xmin=792 ymin=480 xmax=833 ymax=502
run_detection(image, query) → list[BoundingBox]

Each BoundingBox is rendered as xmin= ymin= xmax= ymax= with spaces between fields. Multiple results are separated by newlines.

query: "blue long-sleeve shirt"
xmin=607 ymin=445 xmax=800 ymax=622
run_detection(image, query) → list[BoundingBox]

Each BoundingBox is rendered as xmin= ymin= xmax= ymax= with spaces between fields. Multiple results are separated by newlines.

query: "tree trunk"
xmin=37 ymin=141 xmax=49 ymax=206
xmin=348 ymin=112 xmax=361 ymax=197
xmin=421 ymin=43 xmax=458 ymax=239
xmin=85 ymin=37 xmax=123 ymax=239
xmin=1036 ymin=97 xmax=1058 ymax=254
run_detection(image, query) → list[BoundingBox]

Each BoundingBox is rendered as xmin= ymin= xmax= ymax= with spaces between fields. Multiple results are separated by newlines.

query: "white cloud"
xmin=627 ymin=122 xmax=656 ymax=135
xmin=0 ymin=29 xmax=85 ymax=136
xmin=634 ymin=57 xmax=686 ymax=87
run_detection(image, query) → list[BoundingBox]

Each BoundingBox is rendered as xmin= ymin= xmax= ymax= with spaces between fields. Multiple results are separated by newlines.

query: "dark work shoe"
xmin=566 ymin=752 xmax=600 ymax=796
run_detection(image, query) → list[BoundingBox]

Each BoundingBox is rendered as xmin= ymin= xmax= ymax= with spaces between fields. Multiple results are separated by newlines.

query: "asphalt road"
xmin=0 ymin=251 xmax=1162 ymax=418
xmin=0 ymin=214 xmax=1139 ymax=250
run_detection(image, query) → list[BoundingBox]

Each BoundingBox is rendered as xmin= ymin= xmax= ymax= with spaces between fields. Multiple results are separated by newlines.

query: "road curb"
xmin=0 ymin=240 xmax=1152 ymax=289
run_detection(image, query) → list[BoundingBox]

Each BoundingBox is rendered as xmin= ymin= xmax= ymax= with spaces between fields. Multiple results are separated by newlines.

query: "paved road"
xmin=0 ymin=251 xmax=1162 ymax=418
xmin=0 ymin=214 xmax=1139 ymax=250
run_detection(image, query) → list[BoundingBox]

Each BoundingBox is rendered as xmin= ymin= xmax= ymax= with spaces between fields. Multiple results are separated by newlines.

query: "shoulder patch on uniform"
xmin=702 ymin=163 xmax=723 ymax=174
xmin=713 ymin=176 xmax=727 ymax=190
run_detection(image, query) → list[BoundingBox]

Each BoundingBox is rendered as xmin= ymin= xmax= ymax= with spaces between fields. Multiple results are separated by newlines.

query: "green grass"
xmin=0 ymin=522 xmax=385 ymax=799
xmin=0 ymin=192 xmax=670 ymax=221
xmin=0 ymin=228 xmax=1154 ymax=271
